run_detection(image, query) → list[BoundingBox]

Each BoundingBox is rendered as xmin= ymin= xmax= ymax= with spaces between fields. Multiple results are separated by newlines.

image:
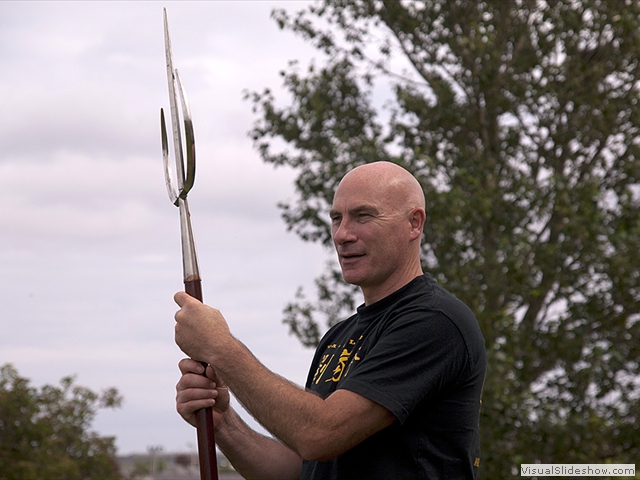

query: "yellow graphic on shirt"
xmin=328 ymin=348 xmax=352 ymax=383
xmin=344 ymin=348 xmax=361 ymax=378
xmin=312 ymin=335 xmax=364 ymax=385
xmin=312 ymin=353 xmax=334 ymax=385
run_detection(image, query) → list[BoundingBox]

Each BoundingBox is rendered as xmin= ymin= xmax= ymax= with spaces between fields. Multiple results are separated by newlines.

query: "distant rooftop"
xmin=116 ymin=450 xmax=243 ymax=480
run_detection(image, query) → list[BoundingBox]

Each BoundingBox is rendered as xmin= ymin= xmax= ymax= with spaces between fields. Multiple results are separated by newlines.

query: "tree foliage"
xmin=248 ymin=0 xmax=640 ymax=476
xmin=0 ymin=364 xmax=123 ymax=480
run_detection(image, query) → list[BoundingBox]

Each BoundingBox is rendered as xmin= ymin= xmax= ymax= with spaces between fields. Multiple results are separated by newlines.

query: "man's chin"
xmin=340 ymin=270 xmax=364 ymax=287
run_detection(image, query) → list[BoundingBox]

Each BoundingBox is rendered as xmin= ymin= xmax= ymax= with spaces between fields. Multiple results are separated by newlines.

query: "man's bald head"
xmin=335 ymin=161 xmax=425 ymax=214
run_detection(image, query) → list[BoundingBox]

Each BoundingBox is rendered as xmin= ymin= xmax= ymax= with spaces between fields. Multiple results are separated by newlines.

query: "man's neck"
xmin=362 ymin=269 xmax=424 ymax=306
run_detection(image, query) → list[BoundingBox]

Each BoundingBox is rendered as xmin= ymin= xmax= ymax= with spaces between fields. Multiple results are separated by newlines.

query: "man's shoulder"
xmin=392 ymin=275 xmax=486 ymax=363
xmin=384 ymin=274 xmax=473 ymax=324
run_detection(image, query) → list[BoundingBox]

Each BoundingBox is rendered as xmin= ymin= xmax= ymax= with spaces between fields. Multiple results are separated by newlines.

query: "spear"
xmin=160 ymin=9 xmax=218 ymax=480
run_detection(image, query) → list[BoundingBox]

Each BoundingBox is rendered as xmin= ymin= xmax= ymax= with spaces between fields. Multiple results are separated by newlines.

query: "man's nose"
xmin=332 ymin=219 xmax=357 ymax=244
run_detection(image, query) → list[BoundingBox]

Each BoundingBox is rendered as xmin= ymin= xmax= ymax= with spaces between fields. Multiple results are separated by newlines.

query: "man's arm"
xmin=221 ymin=342 xmax=396 ymax=461
xmin=174 ymin=293 xmax=396 ymax=461
xmin=176 ymin=358 xmax=302 ymax=480
xmin=215 ymin=406 xmax=303 ymax=480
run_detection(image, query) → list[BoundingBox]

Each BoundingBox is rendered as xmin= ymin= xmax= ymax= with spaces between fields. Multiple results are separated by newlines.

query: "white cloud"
xmin=0 ymin=0 xmax=331 ymax=455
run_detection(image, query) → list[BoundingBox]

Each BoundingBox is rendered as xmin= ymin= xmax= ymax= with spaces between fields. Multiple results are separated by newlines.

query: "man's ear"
xmin=409 ymin=208 xmax=426 ymax=241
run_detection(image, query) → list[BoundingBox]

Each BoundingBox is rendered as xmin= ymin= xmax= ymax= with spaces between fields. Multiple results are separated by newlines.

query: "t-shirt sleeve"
xmin=336 ymin=312 xmax=469 ymax=424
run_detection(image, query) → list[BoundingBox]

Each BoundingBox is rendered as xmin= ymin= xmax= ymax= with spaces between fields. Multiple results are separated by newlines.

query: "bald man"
xmin=174 ymin=162 xmax=486 ymax=480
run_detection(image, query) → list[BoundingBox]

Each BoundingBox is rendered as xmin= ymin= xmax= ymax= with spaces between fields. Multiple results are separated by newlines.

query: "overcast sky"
xmin=0 ymin=0 xmax=345 ymax=455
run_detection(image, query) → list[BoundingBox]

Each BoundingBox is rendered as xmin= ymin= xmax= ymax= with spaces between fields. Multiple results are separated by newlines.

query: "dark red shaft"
xmin=184 ymin=277 xmax=218 ymax=480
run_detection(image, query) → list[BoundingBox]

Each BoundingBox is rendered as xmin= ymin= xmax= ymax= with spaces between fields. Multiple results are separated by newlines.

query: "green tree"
xmin=0 ymin=364 xmax=123 ymax=480
xmin=248 ymin=0 xmax=640 ymax=477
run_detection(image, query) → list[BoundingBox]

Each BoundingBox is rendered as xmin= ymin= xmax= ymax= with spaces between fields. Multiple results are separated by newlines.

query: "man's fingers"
xmin=176 ymin=388 xmax=217 ymax=425
xmin=177 ymin=397 xmax=216 ymax=415
xmin=178 ymin=358 xmax=205 ymax=375
xmin=177 ymin=373 xmax=216 ymax=392
xmin=176 ymin=384 xmax=218 ymax=403
xmin=174 ymin=290 xmax=190 ymax=308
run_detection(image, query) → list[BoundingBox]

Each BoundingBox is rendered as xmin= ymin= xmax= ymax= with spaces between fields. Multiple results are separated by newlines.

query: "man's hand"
xmin=174 ymin=291 xmax=231 ymax=364
xmin=176 ymin=358 xmax=230 ymax=429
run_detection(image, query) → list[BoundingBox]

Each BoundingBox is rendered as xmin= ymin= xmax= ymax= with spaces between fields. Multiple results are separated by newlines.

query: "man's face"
xmin=329 ymin=175 xmax=413 ymax=295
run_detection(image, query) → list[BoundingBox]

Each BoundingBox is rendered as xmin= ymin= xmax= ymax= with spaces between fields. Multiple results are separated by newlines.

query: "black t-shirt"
xmin=300 ymin=274 xmax=486 ymax=480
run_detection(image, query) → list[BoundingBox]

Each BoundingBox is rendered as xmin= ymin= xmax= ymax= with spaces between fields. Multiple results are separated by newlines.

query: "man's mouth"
xmin=340 ymin=253 xmax=365 ymax=262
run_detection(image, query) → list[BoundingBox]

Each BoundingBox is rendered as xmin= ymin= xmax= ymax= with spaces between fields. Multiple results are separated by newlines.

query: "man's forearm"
xmin=211 ymin=337 xmax=327 ymax=456
xmin=216 ymin=405 xmax=302 ymax=480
